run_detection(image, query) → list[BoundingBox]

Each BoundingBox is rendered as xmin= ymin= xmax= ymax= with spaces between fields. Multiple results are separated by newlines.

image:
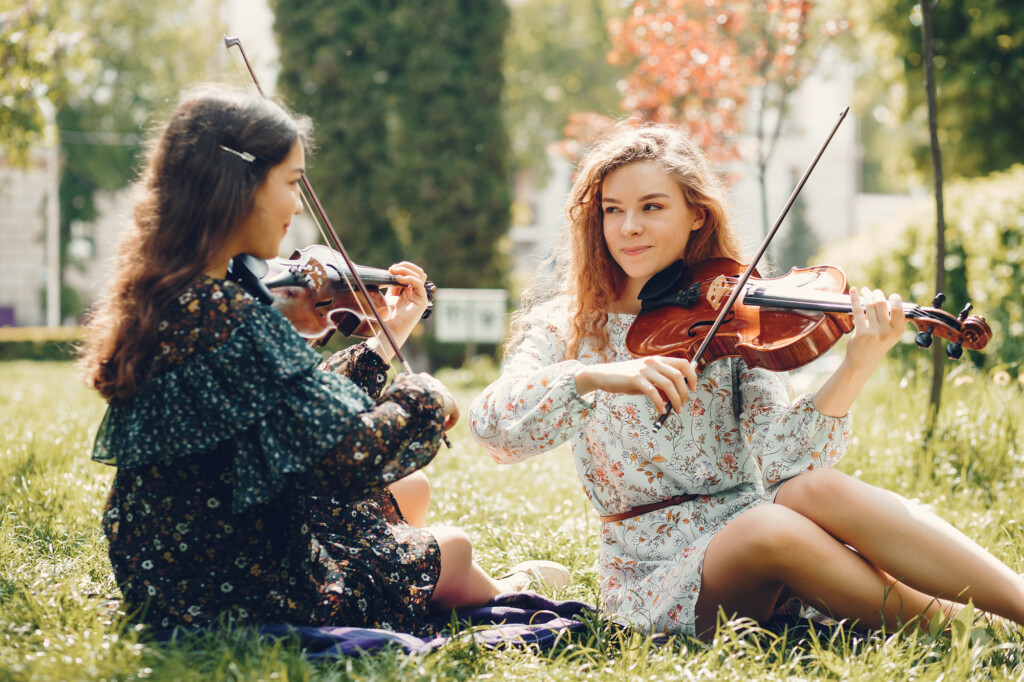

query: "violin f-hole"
xmin=688 ymin=311 xmax=734 ymax=338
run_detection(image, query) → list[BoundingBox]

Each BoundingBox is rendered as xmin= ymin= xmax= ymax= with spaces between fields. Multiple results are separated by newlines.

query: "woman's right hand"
xmin=574 ymin=356 xmax=697 ymax=415
xmin=414 ymin=373 xmax=460 ymax=431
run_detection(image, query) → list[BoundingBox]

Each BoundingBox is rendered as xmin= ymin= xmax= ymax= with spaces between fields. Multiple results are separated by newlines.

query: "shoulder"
xmin=174 ymin=276 xmax=255 ymax=323
xmin=523 ymin=296 xmax=573 ymax=334
xmin=150 ymin=276 xmax=264 ymax=373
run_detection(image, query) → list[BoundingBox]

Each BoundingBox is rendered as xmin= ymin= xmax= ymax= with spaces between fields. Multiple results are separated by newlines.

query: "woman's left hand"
xmin=844 ymin=286 xmax=906 ymax=369
xmin=812 ymin=285 xmax=906 ymax=417
xmin=368 ymin=262 xmax=430 ymax=363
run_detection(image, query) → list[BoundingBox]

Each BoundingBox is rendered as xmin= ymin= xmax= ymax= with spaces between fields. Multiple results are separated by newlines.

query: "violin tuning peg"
xmin=946 ymin=341 xmax=963 ymax=360
xmin=931 ymin=292 xmax=946 ymax=309
xmin=915 ymin=329 xmax=933 ymax=349
xmin=958 ymin=302 xmax=973 ymax=321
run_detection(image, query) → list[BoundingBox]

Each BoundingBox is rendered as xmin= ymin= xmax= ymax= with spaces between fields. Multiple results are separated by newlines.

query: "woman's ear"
xmin=691 ymin=206 xmax=707 ymax=231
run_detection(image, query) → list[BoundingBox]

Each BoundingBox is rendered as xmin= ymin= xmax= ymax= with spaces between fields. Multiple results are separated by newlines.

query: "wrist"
xmin=366 ymin=337 xmax=392 ymax=364
xmin=574 ymin=366 xmax=597 ymax=396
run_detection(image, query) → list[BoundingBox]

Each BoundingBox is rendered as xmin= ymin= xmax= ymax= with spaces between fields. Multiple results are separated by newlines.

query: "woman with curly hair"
xmin=469 ymin=122 xmax=1024 ymax=638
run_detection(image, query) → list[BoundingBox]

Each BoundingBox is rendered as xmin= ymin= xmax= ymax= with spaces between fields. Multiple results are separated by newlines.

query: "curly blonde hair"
xmin=509 ymin=122 xmax=745 ymax=359
xmin=78 ymin=85 xmax=311 ymax=403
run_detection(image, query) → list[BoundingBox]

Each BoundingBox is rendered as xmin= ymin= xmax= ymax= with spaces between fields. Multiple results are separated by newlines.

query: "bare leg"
xmin=775 ymin=469 xmax=1024 ymax=624
xmin=694 ymin=503 xmax=955 ymax=639
xmin=428 ymin=527 xmax=531 ymax=610
xmin=390 ymin=471 xmax=431 ymax=527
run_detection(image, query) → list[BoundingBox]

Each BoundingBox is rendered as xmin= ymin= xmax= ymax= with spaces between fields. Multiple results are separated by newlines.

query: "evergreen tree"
xmin=273 ymin=1 xmax=402 ymax=267
xmin=274 ymin=0 xmax=510 ymax=287
xmin=853 ymin=0 xmax=1024 ymax=180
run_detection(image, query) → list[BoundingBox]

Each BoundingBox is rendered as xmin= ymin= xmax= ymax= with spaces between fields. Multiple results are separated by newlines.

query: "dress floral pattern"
xmin=469 ymin=298 xmax=850 ymax=636
xmin=94 ymin=276 xmax=446 ymax=634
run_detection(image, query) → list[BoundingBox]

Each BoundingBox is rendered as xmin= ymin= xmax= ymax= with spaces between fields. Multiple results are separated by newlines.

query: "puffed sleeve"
xmin=93 ymin=302 xmax=444 ymax=512
xmin=318 ymin=342 xmax=390 ymax=401
xmin=735 ymin=361 xmax=851 ymax=497
xmin=469 ymin=300 xmax=595 ymax=464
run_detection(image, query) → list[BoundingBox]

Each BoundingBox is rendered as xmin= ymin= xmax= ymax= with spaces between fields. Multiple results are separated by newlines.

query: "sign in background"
xmin=434 ymin=289 xmax=508 ymax=343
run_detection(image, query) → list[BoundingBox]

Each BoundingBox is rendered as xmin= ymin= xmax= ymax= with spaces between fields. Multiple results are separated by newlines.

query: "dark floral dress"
xmin=93 ymin=276 xmax=446 ymax=634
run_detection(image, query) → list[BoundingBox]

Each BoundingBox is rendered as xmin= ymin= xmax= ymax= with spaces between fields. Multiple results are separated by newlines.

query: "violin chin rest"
xmin=638 ymin=259 xmax=688 ymax=302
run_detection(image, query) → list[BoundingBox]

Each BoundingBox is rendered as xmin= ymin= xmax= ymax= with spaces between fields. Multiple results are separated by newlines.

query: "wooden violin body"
xmin=265 ymin=244 xmax=399 ymax=343
xmin=228 ymin=244 xmax=434 ymax=347
xmin=626 ymin=258 xmax=992 ymax=371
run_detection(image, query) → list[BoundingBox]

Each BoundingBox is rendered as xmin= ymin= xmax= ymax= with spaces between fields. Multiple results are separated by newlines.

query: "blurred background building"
xmin=3 ymin=0 xmax=1004 ymax=329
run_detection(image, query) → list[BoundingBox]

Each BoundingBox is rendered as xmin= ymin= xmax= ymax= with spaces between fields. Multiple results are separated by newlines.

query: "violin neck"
xmin=743 ymin=285 xmax=916 ymax=316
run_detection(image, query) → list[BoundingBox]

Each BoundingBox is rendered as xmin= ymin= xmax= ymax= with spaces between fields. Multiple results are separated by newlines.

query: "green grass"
xmin=1 ymin=359 xmax=1023 ymax=680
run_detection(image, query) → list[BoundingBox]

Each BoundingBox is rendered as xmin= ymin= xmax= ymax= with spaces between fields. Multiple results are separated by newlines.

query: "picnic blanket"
xmin=155 ymin=592 xmax=600 ymax=658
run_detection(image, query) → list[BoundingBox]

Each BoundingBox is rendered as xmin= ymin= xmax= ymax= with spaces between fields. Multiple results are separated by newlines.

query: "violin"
xmin=626 ymin=257 xmax=992 ymax=371
xmin=227 ymin=244 xmax=435 ymax=348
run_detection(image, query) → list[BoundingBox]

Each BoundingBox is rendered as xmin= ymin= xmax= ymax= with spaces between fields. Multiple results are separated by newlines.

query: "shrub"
xmin=0 ymin=326 xmax=84 ymax=361
xmin=819 ymin=165 xmax=1024 ymax=370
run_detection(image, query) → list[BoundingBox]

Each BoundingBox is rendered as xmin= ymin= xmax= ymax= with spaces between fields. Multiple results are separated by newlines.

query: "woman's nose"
xmin=293 ymin=187 xmax=303 ymax=215
xmin=621 ymin=209 xmax=642 ymax=235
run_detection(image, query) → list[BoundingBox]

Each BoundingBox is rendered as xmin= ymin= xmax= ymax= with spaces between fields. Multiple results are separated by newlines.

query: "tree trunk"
xmin=922 ymin=0 xmax=947 ymax=431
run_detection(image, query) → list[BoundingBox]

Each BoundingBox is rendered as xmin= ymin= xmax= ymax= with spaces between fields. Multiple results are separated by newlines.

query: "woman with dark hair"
xmin=79 ymin=85 xmax=567 ymax=634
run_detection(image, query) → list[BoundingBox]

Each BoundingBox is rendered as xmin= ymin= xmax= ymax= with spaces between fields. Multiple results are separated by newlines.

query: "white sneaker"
xmin=502 ymin=559 xmax=571 ymax=590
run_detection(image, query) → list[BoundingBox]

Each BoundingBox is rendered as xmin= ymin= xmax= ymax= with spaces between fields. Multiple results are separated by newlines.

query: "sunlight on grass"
xmin=1 ymin=358 xmax=1023 ymax=679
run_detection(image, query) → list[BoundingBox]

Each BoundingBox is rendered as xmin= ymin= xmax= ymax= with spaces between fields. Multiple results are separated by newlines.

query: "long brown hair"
xmin=510 ymin=122 xmax=745 ymax=359
xmin=79 ymin=85 xmax=311 ymax=403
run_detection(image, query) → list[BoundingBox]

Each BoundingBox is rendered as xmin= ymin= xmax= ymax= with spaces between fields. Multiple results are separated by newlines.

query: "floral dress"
xmin=469 ymin=298 xmax=851 ymax=636
xmin=93 ymin=276 xmax=446 ymax=634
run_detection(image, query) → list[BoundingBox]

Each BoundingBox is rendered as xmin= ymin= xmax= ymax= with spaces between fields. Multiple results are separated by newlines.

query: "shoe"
xmin=500 ymin=559 xmax=571 ymax=590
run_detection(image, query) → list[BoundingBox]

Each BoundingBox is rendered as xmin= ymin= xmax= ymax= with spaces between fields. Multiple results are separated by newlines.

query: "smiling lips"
xmin=621 ymin=246 xmax=651 ymax=256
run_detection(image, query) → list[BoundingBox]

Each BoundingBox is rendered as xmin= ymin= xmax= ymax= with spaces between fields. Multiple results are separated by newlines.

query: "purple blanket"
xmin=157 ymin=592 xmax=599 ymax=658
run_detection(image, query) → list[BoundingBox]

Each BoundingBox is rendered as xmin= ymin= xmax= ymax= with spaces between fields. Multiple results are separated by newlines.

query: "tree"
xmin=273 ymin=0 xmax=510 ymax=289
xmin=57 ymin=1 xmax=220 ymax=264
xmin=0 ymin=1 xmax=86 ymax=165
xmin=2 ymin=1 xmax=220 ymax=320
xmin=272 ymin=1 xmax=401 ymax=269
xmin=567 ymin=1 xmax=845 ymax=235
xmin=920 ymin=0 xmax=949 ymax=425
xmin=503 ymin=0 xmax=628 ymax=182
xmin=774 ymin=188 xmax=819 ymax=272
xmin=853 ymin=0 xmax=1024 ymax=181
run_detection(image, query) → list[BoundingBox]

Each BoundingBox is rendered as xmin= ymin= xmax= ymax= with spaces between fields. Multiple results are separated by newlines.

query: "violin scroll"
xmin=909 ymin=295 xmax=991 ymax=361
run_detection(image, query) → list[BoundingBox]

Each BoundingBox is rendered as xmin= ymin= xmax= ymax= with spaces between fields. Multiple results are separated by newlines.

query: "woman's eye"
xmin=603 ymin=206 xmax=620 ymax=214
xmin=643 ymin=203 xmax=662 ymax=211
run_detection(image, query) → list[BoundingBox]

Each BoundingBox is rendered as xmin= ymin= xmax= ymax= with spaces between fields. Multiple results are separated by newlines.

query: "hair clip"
xmin=219 ymin=144 xmax=256 ymax=162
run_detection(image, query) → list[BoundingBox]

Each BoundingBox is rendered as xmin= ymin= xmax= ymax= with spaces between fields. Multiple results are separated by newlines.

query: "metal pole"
xmin=43 ymin=99 xmax=61 ymax=327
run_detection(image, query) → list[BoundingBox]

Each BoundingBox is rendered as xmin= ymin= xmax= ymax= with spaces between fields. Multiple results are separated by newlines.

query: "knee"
xmin=434 ymin=527 xmax=474 ymax=568
xmin=395 ymin=470 xmax=431 ymax=497
xmin=777 ymin=468 xmax=852 ymax=515
xmin=735 ymin=505 xmax=817 ymax=568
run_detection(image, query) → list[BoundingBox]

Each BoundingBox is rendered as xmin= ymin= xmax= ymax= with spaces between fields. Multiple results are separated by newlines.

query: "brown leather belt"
xmin=598 ymin=493 xmax=700 ymax=523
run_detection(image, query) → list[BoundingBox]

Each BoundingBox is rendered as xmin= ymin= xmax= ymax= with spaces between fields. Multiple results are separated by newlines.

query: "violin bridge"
xmin=707 ymin=275 xmax=730 ymax=310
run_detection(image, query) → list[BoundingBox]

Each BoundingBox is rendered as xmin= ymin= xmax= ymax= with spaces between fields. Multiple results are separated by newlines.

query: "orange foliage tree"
xmin=564 ymin=1 xmax=846 ymax=233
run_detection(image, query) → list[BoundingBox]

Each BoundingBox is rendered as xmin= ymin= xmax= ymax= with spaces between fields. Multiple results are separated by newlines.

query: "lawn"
xmin=1 ymin=358 xmax=1023 ymax=680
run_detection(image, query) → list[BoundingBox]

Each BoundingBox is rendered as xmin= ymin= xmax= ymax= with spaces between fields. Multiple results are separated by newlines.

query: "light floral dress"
xmin=468 ymin=298 xmax=851 ymax=636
